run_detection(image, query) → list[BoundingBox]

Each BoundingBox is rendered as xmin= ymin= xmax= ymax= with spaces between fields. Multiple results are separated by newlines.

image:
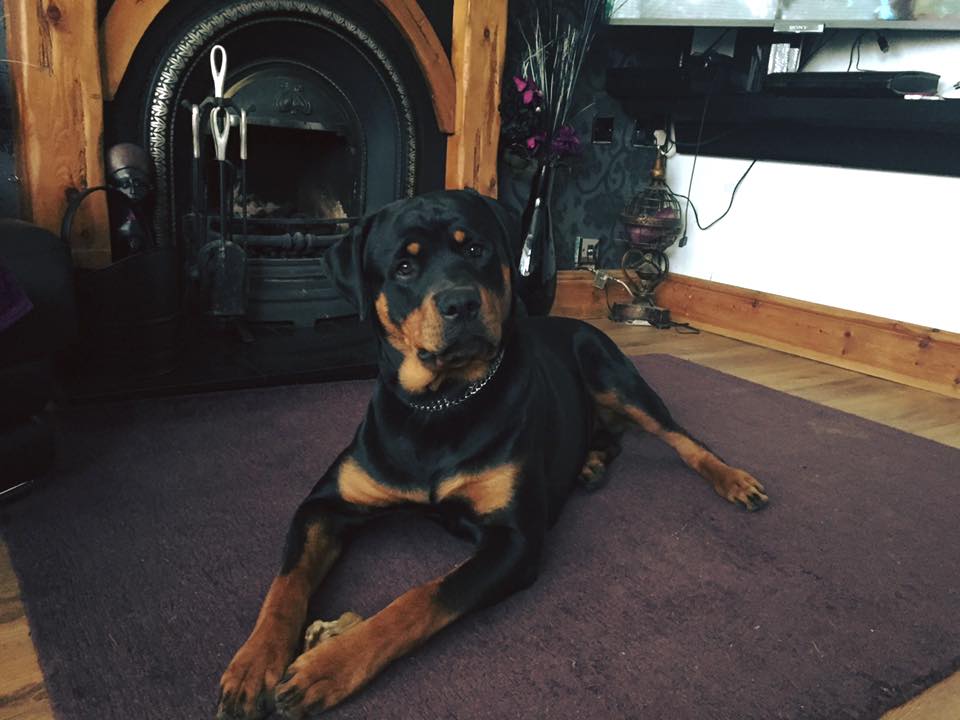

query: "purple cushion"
xmin=0 ymin=263 xmax=33 ymax=333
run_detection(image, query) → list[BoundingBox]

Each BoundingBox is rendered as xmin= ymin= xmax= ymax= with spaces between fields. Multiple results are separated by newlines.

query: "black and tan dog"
xmin=216 ymin=189 xmax=768 ymax=719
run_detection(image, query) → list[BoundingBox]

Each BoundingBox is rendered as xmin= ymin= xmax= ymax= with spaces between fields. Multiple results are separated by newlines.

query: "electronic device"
xmin=607 ymin=0 xmax=960 ymax=31
xmin=763 ymin=70 xmax=941 ymax=97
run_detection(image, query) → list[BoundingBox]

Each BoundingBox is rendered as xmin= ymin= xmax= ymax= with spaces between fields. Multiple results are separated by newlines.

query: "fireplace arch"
xmin=108 ymin=0 xmax=447 ymax=247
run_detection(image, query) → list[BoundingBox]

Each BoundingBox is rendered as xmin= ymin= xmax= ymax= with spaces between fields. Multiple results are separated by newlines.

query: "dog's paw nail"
xmin=276 ymin=683 xmax=304 ymax=706
xmin=255 ymin=691 xmax=275 ymax=716
xmin=231 ymin=698 xmax=245 ymax=715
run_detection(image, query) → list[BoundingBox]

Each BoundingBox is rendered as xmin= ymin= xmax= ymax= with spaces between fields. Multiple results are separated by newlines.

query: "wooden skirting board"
xmin=552 ymin=270 xmax=960 ymax=398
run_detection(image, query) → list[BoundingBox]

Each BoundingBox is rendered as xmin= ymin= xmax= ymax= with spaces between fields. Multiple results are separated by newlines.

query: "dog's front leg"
xmin=274 ymin=524 xmax=541 ymax=718
xmin=218 ymin=503 xmax=344 ymax=720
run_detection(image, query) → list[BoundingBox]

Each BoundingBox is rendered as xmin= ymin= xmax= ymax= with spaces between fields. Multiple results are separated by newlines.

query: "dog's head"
xmin=325 ymin=189 xmax=520 ymax=395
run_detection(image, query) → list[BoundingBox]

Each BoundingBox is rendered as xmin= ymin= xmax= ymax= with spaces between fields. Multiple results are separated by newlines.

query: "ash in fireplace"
xmin=233 ymin=183 xmax=346 ymax=221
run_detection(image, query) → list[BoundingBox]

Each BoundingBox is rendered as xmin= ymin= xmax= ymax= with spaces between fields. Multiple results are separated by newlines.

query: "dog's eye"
xmin=466 ymin=243 xmax=484 ymax=259
xmin=394 ymin=259 xmax=417 ymax=279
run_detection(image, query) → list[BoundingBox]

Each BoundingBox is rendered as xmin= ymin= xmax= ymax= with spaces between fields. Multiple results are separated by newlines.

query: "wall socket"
xmin=575 ymin=237 xmax=600 ymax=268
xmin=591 ymin=117 xmax=614 ymax=144
xmin=632 ymin=119 xmax=657 ymax=147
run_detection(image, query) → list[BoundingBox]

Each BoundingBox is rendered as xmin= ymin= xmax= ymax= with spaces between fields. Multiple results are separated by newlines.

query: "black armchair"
xmin=0 ymin=219 xmax=76 ymax=499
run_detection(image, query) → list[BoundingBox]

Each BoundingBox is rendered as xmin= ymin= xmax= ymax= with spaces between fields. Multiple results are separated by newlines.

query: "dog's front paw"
xmin=717 ymin=468 xmax=768 ymax=511
xmin=217 ymin=635 xmax=292 ymax=720
xmin=275 ymin=627 xmax=374 ymax=718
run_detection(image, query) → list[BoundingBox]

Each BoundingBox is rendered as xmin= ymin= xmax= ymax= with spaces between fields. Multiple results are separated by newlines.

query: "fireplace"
xmin=187 ymin=55 xmax=370 ymax=325
xmin=72 ymin=0 xmax=451 ymax=397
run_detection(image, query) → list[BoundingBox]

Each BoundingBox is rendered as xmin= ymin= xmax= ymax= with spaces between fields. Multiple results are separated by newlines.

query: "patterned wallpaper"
xmin=497 ymin=13 xmax=658 ymax=270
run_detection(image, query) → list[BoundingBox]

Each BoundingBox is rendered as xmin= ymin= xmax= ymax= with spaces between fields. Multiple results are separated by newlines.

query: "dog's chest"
xmin=347 ymin=410 xmax=522 ymax=519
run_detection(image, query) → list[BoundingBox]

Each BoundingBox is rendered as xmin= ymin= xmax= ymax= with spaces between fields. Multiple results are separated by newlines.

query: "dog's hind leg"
xmin=575 ymin=328 xmax=768 ymax=511
xmin=577 ymin=426 xmax=623 ymax=491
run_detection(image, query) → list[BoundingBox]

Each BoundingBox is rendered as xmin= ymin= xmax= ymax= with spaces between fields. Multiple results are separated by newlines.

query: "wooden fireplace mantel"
xmin=3 ymin=0 xmax=111 ymax=268
xmin=2 ymin=0 xmax=507 ymax=268
xmin=100 ymin=0 xmax=458 ymax=133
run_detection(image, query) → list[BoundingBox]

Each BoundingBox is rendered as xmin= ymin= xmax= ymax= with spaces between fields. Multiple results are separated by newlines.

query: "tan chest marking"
xmin=436 ymin=463 xmax=519 ymax=515
xmin=338 ymin=457 xmax=429 ymax=507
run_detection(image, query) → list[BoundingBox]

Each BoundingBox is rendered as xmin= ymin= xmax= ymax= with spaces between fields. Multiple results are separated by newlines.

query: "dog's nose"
xmin=435 ymin=287 xmax=481 ymax=322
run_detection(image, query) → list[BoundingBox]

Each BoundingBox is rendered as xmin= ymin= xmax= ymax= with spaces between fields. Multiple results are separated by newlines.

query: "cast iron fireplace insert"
xmin=70 ymin=0 xmax=449 ymax=400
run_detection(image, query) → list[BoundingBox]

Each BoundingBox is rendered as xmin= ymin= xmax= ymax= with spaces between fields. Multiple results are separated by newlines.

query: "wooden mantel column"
xmin=3 ymin=0 xmax=111 ymax=268
xmin=445 ymin=0 xmax=508 ymax=198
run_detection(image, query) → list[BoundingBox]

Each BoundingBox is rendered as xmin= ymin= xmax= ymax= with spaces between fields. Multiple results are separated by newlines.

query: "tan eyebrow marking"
xmin=406 ymin=242 xmax=421 ymax=255
xmin=453 ymin=229 xmax=466 ymax=244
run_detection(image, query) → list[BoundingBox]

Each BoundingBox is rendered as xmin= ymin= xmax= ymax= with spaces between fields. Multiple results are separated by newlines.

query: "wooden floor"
xmin=1 ymin=323 xmax=958 ymax=720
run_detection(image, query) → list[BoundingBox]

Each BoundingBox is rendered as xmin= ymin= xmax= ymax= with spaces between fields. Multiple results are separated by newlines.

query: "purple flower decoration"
xmin=525 ymin=132 xmax=547 ymax=151
xmin=550 ymin=125 xmax=581 ymax=157
xmin=513 ymin=76 xmax=542 ymax=106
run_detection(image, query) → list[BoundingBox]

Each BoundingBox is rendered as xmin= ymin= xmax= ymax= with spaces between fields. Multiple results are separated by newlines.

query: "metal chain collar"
xmin=406 ymin=349 xmax=505 ymax=413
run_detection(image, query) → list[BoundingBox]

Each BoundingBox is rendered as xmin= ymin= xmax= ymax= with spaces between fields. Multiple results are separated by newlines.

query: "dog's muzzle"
xmin=414 ymin=286 xmax=496 ymax=369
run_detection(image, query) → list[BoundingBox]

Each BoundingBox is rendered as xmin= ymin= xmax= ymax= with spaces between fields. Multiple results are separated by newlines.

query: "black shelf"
xmin=608 ymin=73 xmax=960 ymax=175
xmin=666 ymin=95 xmax=960 ymax=132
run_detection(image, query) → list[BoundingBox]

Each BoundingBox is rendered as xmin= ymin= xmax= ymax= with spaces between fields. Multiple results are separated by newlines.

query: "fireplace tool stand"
xmin=182 ymin=45 xmax=365 ymax=337
xmin=182 ymin=44 xmax=250 ymax=325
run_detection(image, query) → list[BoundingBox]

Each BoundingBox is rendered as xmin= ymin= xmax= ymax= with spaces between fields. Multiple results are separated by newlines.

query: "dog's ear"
xmin=324 ymin=215 xmax=374 ymax=321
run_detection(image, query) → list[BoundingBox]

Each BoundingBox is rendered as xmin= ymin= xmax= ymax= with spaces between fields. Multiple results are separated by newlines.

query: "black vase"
xmin=517 ymin=160 xmax=557 ymax=316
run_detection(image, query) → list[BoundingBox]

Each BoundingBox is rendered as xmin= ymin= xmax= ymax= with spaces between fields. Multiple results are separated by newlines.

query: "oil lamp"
xmin=610 ymin=149 xmax=682 ymax=327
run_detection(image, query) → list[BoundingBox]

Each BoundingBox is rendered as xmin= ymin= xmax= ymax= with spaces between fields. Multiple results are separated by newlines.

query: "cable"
xmin=666 ymin=52 xmax=757 ymax=243
xmin=670 ymin=321 xmax=700 ymax=334
xmin=61 ymin=185 xmax=111 ymax=246
xmin=602 ymin=275 xmax=635 ymax=315
xmin=668 ymin=159 xmax=757 ymax=233
xmin=846 ymin=32 xmax=863 ymax=72
xmin=673 ymin=126 xmax=742 ymax=149
xmin=679 ymin=70 xmax=716 ymax=245
xmin=847 ymin=30 xmax=889 ymax=72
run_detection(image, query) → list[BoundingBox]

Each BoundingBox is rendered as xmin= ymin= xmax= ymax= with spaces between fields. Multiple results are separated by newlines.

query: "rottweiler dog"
xmin=216 ymin=189 xmax=768 ymax=719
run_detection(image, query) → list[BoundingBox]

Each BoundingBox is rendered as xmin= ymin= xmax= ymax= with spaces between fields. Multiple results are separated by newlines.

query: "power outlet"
xmin=576 ymin=237 xmax=600 ymax=268
xmin=632 ymin=119 xmax=657 ymax=147
xmin=591 ymin=117 xmax=614 ymax=144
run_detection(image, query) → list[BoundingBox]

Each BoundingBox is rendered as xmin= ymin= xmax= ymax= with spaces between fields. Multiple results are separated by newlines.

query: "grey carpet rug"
xmin=2 ymin=354 xmax=958 ymax=720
